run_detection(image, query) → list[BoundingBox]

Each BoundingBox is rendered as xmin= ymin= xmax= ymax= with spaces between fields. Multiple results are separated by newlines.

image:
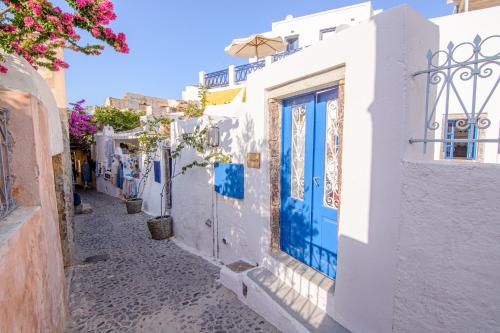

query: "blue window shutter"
xmin=154 ymin=161 xmax=161 ymax=183
xmin=214 ymin=163 xmax=244 ymax=199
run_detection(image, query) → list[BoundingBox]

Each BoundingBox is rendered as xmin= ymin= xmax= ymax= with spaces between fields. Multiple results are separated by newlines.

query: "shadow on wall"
xmin=170 ymin=116 xmax=239 ymax=258
xmin=215 ymin=114 xmax=270 ymax=265
xmin=330 ymin=6 xmax=439 ymax=333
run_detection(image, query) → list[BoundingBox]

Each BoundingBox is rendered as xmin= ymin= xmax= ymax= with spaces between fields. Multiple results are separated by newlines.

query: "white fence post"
xmin=228 ymin=65 xmax=235 ymax=87
xmin=265 ymin=55 xmax=273 ymax=67
xmin=199 ymin=71 xmax=205 ymax=86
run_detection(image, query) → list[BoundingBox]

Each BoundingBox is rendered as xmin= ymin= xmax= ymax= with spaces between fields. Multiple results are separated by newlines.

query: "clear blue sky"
xmin=64 ymin=0 xmax=455 ymax=106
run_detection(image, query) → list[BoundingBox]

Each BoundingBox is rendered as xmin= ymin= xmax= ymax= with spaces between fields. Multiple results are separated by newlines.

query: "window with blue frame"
xmin=444 ymin=119 xmax=478 ymax=160
xmin=286 ymin=35 xmax=299 ymax=51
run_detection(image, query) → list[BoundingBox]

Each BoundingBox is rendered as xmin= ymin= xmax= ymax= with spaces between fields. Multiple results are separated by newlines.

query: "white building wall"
xmin=394 ymin=161 xmax=500 ymax=333
xmin=268 ymin=1 xmax=375 ymax=49
xmin=170 ymin=111 xmax=270 ymax=265
xmin=171 ymin=6 xmax=438 ymax=332
xmin=169 ymin=117 xmax=215 ymax=255
xmin=141 ymin=143 xmax=170 ymax=218
xmin=167 ymin=4 xmax=500 ymax=333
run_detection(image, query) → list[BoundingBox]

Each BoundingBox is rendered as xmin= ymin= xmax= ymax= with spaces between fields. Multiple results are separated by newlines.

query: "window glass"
xmin=445 ymin=119 xmax=477 ymax=160
xmin=291 ymin=105 xmax=306 ymax=200
xmin=286 ymin=36 xmax=299 ymax=51
xmin=323 ymin=99 xmax=340 ymax=209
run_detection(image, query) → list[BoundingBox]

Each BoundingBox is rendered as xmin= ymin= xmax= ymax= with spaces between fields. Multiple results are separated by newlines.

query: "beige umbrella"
xmin=224 ymin=34 xmax=286 ymax=59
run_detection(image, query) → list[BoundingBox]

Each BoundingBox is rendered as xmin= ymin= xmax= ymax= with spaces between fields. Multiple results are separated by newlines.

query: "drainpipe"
xmin=463 ymin=0 xmax=469 ymax=12
xmin=210 ymin=164 xmax=220 ymax=260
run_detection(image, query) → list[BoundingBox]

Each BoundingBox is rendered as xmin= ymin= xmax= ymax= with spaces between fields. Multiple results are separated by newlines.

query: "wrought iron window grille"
xmin=409 ymin=35 xmax=500 ymax=154
xmin=0 ymin=108 xmax=16 ymax=219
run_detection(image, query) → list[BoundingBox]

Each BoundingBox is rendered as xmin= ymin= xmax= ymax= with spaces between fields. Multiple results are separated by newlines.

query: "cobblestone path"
xmin=66 ymin=191 xmax=279 ymax=333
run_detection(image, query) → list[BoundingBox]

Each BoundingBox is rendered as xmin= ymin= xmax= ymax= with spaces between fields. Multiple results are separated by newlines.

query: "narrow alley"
xmin=66 ymin=191 xmax=279 ymax=333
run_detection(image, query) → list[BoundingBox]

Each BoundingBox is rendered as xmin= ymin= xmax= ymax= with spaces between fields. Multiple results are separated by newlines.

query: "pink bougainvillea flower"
xmin=91 ymin=28 xmax=100 ymax=37
xmin=0 ymin=0 xmax=129 ymax=74
xmin=23 ymin=16 xmax=35 ymax=27
xmin=68 ymin=100 xmax=97 ymax=141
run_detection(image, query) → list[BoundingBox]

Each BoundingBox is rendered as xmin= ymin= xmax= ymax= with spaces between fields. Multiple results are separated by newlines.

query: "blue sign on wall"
xmin=214 ymin=163 xmax=244 ymax=199
xmin=153 ymin=161 xmax=161 ymax=183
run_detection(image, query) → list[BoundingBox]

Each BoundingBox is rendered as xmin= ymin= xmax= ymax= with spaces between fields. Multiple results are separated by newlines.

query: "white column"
xmin=228 ymin=65 xmax=235 ymax=87
xmin=464 ymin=0 xmax=469 ymax=12
xmin=199 ymin=71 xmax=205 ymax=86
xmin=265 ymin=56 xmax=273 ymax=67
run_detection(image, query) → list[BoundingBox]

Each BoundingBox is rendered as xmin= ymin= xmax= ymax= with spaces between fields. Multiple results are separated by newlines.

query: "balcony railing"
xmin=202 ymin=48 xmax=303 ymax=88
xmin=204 ymin=69 xmax=229 ymax=88
xmin=271 ymin=48 xmax=303 ymax=63
xmin=235 ymin=60 xmax=266 ymax=83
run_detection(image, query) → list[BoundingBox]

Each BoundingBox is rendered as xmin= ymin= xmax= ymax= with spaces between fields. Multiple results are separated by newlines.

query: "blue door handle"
xmin=313 ymin=176 xmax=320 ymax=187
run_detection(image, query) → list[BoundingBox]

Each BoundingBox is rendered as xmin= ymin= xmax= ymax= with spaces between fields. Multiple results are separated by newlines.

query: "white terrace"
xmin=196 ymin=2 xmax=380 ymax=91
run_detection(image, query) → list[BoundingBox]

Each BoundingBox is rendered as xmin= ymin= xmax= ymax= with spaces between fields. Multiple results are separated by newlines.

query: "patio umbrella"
xmin=224 ymin=34 xmax=286 ymax=59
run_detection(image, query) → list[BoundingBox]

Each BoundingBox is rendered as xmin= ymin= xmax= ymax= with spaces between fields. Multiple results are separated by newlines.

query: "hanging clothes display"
xmin=82 ymin=160 xmax=91 ymax=184
xmin=117 ymin=161 xmax=124 ymax=189
xmin=106 ymin=140 xmax=115 ymax=169
xmin=122 ymin=176 xmax=139 ymax=199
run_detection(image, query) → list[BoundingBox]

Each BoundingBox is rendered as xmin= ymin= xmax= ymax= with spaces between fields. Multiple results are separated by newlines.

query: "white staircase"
xmin=220 ymin=252 xmax=348 ymax=333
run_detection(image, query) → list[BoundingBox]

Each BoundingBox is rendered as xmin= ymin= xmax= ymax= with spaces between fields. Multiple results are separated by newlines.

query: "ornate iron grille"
xmin=323 ymin=99 xmax=342 ymax=209
xmin=0 ymin=108 xmax=15 ymax=218
xmin=235 ymin=60 xmax=265 ymax=83
xmin=204 ymin=69 xmax=229 ymax=88
xmin=291 ymin=104 xmax=306 ymax=200
xmin=410 ymin=35 xmax=500 ymax=154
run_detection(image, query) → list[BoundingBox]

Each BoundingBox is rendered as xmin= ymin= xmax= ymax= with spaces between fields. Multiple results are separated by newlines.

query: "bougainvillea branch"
xmin=0 ymin=0 xmax=129 ymax=74
xmin=68 ymin=99 xmax=96 ymax=143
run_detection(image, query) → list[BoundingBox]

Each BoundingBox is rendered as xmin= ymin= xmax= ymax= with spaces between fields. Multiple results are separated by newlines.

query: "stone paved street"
xmin=66 ymin=191 xmax=279 ymax=333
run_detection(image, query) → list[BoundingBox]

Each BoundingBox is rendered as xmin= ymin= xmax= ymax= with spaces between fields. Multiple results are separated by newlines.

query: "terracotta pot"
xmin=147 ymin=215 xmax=173 ymax=240
xmin=125 ymin=198 xmax=143 ymax=214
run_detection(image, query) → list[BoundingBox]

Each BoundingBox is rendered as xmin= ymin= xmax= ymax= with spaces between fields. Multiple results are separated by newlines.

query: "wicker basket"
xmin=147 ymin=216 xmax=173 ymax=240
xmin=125 ymin=198 xmax=143 ymax=214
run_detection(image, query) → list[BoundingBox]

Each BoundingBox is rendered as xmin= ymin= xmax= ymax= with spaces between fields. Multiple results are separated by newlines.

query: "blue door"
xmin=280 ymin=88 xmax=340 ymax=279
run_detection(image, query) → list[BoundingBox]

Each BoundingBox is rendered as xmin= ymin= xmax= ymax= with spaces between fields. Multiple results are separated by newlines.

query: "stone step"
xmin=245 ymin=267 xmax=349 ymax=333
xmin=263 ymin=251 xmax=335 ymax=311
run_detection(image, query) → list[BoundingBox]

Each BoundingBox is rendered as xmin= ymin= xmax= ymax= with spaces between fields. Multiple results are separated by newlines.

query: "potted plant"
xmin=146 ymin=148 xmax=173 ymax=240
xmin=145 ymin=123 xmax=230 ymax=240
xmin=135 ymin=86 xmax=231 ymax=240
xmin=125 ymin=116 xmax=172 ymax=215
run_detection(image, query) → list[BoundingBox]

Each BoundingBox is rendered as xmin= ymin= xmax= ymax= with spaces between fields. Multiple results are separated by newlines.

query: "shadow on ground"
xmin=66 ymin=191 xmax=279 ymax=333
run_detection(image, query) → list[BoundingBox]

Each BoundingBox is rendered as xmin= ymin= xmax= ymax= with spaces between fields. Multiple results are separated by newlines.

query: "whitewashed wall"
xmin=167 ymin=4 xmax=499 ymax=333
xmin=141 ymin=143 xmax=170 ymax=218
xmin=170 ymin=110 xmax=271 ymax=265
xmin=0 ymin=53 xmax=63 ymax=156
xmin=394 ymin=160 xmax=500 ymax=333
xmin=265 ymin=2 xmax=375 ymax=50
xmin=170 ymin=6 xmax=436 ymax=333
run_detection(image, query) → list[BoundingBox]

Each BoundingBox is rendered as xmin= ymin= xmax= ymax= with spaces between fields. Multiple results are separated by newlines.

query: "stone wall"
xmin=52 ymin=108 xmax=74 ymax=267
xmin=267 ymin=98 xmax=281 ymax=252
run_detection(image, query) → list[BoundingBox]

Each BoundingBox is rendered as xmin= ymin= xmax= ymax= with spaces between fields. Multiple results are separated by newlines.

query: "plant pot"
xmin=147 ymin=215 xmax=173 ymax=240
xmin=126 ymin=198 xmax=143 ymax=214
